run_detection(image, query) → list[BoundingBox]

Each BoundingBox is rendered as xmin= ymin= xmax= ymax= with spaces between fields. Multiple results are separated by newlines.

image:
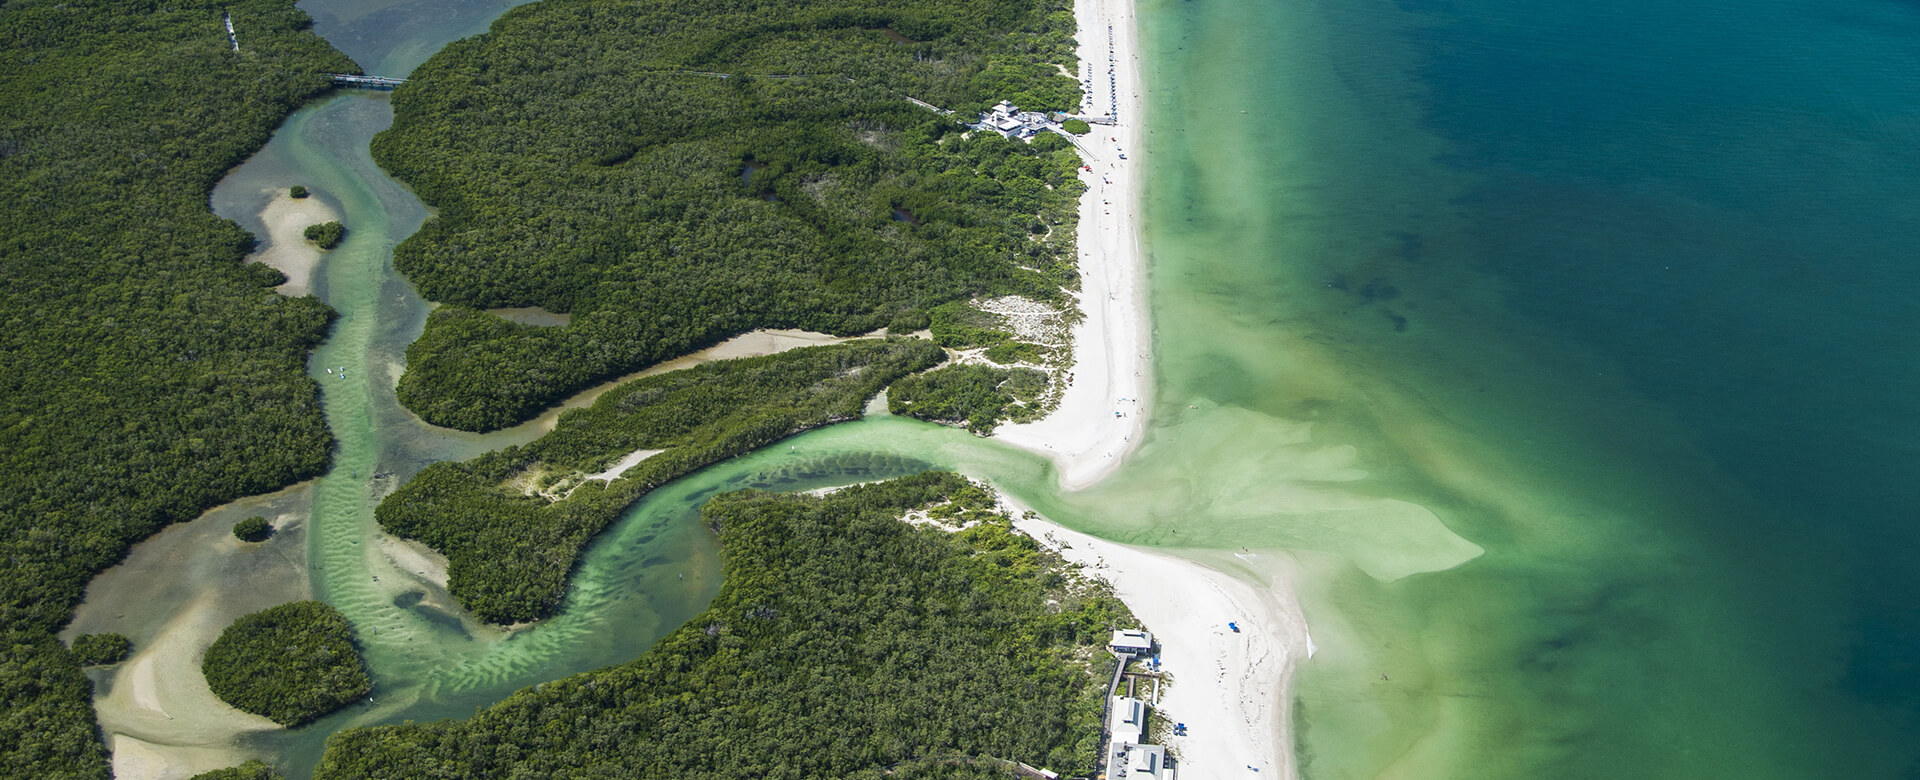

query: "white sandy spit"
xmin=984 ymin=2 xmax=1316 ymax=775
xmin=1011 ymin=512 xmax=1308 ymax=779
xmin=249 ymin=190 xmax=337 ymax=297
xmin=992 ymin=0 xmax=1152 ymax=491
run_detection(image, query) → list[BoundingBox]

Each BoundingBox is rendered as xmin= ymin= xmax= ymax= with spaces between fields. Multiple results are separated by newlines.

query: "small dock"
xmin=330 ymin=74 xmax=407 ymax=90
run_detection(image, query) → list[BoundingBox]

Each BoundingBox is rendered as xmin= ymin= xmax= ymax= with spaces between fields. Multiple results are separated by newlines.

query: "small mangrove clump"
xmin=288 ymin=185 xmax=309 ymax=198
xmin=232 ymin=516 xmax=272 ymax=542
xmin=303 ymin=221 xmax=345 ymax=250
xmin=202 ymin=601 xmax=370 ymax=727
xmin=189 ymin=760 xmax=282 ymax=780
xmin=69 ymin=633 xmax=132 ymax=666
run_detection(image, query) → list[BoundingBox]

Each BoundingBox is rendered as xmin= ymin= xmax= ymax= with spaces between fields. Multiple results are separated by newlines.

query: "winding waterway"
xmin=61 ymin=0 xmax=1542 ymax=776
xmin=66 ymin=0 xmax=1920 ymax=776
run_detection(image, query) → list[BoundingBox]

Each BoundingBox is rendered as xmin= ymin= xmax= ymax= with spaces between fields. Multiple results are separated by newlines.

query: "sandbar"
xmin=248 ymin=190 xmax=337 ymax=297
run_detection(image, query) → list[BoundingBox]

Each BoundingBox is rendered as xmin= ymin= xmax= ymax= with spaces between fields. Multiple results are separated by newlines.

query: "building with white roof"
xmin=1109 ymin=628 xmax=1153 ymax=656
xmin=1110 ymin=695 xmax=1147 ymax=749
xmin=1121 ymin=743 xmax=1170 ymax=778
xmin=977 ymin=100 xmax=1060 ymax=140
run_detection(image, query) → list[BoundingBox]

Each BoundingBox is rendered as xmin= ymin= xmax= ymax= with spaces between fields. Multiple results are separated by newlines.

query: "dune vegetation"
xmin=890 ymin=363 xmax=1050 ymax=433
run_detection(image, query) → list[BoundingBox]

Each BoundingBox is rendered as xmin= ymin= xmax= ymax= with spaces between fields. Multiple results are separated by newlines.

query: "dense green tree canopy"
xmin=189 ymin=760 xmax=282 ymax=780
xmin=0 ymin=1 xmax=354 ymax=773
xmin=202 ymin=601 xmax=371 ymax=727
xmin=376 ymin=0 xmax=1087 ymax=430
xmin=68 ymin=633 xmax=132 ymax=666
xmin=302 ymin=221 xmax=344 ymax=249
xmin=233 ymin=516 xmax=274 ymax=542
xmin=322 ymin=473 xmax=1130 ymax=778
xmin=889 ymin=363 xmax=1049 ymax=433
xmin=377 ymin=338 xmax=944 ymax=622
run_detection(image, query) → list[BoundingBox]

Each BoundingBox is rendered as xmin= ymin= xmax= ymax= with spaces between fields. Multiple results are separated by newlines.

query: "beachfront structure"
xmin=1119 ymin=743 xmax=1170 ymax=778
xmin=1110 ymin=695 xmax=1147 ymax=748
xmin=977 ymin=100 xmax=1057 ymax=140
xmin=1109 ymin=628 xmax=1153 ymax=656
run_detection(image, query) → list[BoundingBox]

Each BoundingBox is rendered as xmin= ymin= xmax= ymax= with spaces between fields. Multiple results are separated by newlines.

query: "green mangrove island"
xmin=189 ymin=761 xmax=283 ymax=780
xmin=202 ymin=601 xmax=371 ymax=727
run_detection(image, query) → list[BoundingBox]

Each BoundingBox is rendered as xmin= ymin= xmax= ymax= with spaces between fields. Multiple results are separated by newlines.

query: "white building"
xmin=978 ymin=100 xmax=1057 ymax=140
xmin=1110 ymin=695 xmax=1147 ymax=749
xmin=1109 ymin=628 xmax=1153 ymax=657
xmin=1121 ymin=744 xmax=1170 ymax=778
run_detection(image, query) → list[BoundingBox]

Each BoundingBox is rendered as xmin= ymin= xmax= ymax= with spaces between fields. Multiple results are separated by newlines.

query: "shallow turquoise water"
xmin=1133 ymin=0 xmax=1920 ymax=774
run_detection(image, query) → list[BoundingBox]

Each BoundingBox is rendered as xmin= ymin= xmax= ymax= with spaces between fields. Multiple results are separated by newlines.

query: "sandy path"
xmin=1012 ymin=512 xmax=1307 ymax=779
xmin=585 ymin=448 xmax=666 ymax=482
xmin=992 ymin=0 xmax=1151 ymax=491
xmin=502 ymin=329 xmax=878 ymax=435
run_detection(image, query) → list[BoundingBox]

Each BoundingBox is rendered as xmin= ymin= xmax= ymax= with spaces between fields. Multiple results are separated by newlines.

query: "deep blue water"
xmin=1406 ymin=0 xmax=1920 ymax=772
xmin=1411 ymin=0 xmax=1920 ymax=707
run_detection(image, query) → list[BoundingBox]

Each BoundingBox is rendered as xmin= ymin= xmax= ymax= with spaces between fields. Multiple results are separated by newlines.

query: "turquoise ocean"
xmin=1132 ymin=0 xmax=1920 ymax=774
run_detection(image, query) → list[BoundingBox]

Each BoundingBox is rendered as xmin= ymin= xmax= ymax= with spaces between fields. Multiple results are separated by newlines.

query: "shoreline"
xmin=1009 ymin=511 xmax=1307 ymax=779
xmin=991 ymin=0 xmax=1152 ymax=491
xmin=992 ymin=2 xmax=1309 ymax=776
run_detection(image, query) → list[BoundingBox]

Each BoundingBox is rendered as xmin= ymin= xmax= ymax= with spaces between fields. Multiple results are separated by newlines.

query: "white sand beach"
xmin=992 ymin=0 xmax=1152 ymax=491
xmin=99 ymin=594 xmax=282 ymax=779
xmin=993 ymin=1 xmax=1314 ymax=776
xmin=249 ymin=190 xmax=337 ymax=297
xmin=1012 ymin=513 xmax=1308 ymax=779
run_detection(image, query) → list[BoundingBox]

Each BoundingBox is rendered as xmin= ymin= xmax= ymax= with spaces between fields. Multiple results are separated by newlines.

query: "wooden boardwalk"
xmin=330 ymin=74 xmax=407 ymax=90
